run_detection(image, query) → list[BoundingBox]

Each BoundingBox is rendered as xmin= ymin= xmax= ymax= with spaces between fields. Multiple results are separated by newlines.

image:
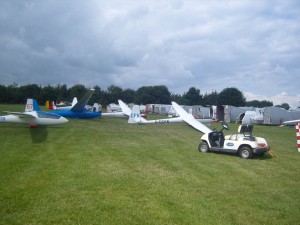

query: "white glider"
xmin=0 ymin=99 xmax=68 ymax=127
xmin=50 ymin=97 xmax=78 ymax=110
xmin=101 ymin=99 xmax=153 ymax=119
xmin=171 ymin=101 xmax=212 ymax=133
xmin=128 ymin=104 xmax=213 ymax=127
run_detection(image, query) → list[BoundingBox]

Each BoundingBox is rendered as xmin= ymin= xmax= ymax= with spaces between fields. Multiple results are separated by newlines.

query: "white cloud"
xmin=0 ymin=0 xmax=299 ymax=105
xmin=245 ymin=91 xmax=300 ymax=109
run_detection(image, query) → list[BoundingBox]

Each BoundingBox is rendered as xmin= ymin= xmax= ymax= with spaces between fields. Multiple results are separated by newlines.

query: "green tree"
xmin=218 ymin=87 xmax=245 ymax=106
xmin=39 ymin=85 xmax=57 ymax=104
xmin=19 ymin=84 xmax=41 ymax=103
xmin=68 ymin=84 xmax=87 ymax=100
xmin=182 ymin=87 xmax=203 ymax=105
xmin=0 ymin=85 xmax=7 ymax=103
xmin=153 ymin=85 xmax=171 ymax=104
xmin=135 ymin=85 xmax=170 ymax=104
xmin=135 ymin=86 xmax=156 ymax=104
xmin=246 ymin=100 xmax=273 ymax=107
xmin=276 ymin=103 xmax=290 ymax=110
xmin=90 ymin=85 xmax=106 ymax=106
xmin=106 ymin=85 xmax=123 ymax=103
xmin=170 ymin=93 xmax=183 ymax=104
xmin=203 ymin=91 xmax=218 ymax=106
xmin=56 ymin=84 xmax=70 ymax=102
xmin=121 ymin=88 xmax=135 ymax=103
xmin=6 ymin=83 xmax=20 ymax=103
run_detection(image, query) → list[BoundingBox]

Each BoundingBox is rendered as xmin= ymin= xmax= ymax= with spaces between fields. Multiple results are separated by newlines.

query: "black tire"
xmin=239 ymin=146 xmax=253 ymax=159
xmin=198 ymin=142 xmax=209 ymax=153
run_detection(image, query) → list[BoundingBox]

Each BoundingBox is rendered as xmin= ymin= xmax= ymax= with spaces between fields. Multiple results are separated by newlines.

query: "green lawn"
xmin=0 ymin=104 xmax=300 ymax=225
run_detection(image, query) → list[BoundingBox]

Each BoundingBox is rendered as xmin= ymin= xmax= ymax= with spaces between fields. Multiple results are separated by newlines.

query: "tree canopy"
xmin=218 ymin=87 xmax=246 ymax=107
xmin=0 ymin=83 xmax=281 ymax=108
xmin=181 ymin=87 xmax=203 ymax=105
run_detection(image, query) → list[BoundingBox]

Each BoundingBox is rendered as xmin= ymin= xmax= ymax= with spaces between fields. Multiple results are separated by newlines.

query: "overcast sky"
xmin=1 ymin=0 xmax=299 ymax=107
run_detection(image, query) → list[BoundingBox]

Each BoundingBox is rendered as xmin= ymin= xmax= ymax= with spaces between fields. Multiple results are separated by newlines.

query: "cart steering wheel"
xmin=222 ymin=122 xmax=230 ymax=131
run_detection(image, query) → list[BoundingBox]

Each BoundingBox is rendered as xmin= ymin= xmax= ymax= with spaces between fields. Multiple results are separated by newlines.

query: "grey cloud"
xmin=0 ymin=0 xmax=299 ymax=107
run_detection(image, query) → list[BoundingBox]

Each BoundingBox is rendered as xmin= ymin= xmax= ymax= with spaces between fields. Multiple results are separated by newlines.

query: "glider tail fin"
xmin=50 ymin=101 xmax=56 ymax=110
xmin=128 ymin=105 xmax=147 ymax=124
xmin=25 ymin=99 xmax=41 ymax=112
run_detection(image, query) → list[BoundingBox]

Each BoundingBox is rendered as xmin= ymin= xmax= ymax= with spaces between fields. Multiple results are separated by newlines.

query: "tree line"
xmin=0 ymin=83 xmax=290 ymax=109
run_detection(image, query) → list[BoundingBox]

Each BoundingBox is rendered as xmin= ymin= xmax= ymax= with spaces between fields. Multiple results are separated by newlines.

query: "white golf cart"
xmin=198 ymin=123 xmax=269 ymax=159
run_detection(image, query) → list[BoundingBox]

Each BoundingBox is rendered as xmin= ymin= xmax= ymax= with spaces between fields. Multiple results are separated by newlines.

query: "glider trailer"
xmin=198 ymin=123 xmax=269 ymax=159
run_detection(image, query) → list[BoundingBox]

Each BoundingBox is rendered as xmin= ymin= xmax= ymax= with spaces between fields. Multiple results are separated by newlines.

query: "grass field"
xmin=1 ymin=104 xmax=300 ymax=225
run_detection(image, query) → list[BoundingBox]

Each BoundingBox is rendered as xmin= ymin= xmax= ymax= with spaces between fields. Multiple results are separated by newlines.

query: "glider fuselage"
xmin=0 ymin=111 xmax=68 ymax=126
xmin=50 ymin=109 xmax=101 ymax=119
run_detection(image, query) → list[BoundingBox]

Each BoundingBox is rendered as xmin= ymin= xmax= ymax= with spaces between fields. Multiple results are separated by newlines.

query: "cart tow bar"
xmin=268 ymin=147 xmax=278 ymax=159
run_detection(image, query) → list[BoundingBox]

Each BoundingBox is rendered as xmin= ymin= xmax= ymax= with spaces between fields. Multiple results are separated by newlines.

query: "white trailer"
xmin=263 ymin=107 xmax=300 ymax=125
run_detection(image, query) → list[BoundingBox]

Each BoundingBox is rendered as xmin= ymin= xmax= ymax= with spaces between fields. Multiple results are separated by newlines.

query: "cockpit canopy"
xmin=37 ymin=111 xmax=62 ymax=119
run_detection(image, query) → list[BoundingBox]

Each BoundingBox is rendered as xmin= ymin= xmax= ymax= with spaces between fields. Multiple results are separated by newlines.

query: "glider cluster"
xmin=48 ymin=89 xmax=101 ymax=119
xmin=1 ymin=94 xmax=298 ymax=153
xmin=49 ymin=97 xmax=78 ymax=110
xmin=0 ymin=89 xmax=101 ymax=127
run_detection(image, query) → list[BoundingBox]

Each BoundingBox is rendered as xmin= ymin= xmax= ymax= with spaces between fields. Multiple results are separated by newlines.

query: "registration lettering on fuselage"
xmin=155 ymin=120 xmax=170 ymax=123
xmin=26 ymin=104 xmax=33 ymax=111
xmin=130 ymin=113 xmax=140 ymax=118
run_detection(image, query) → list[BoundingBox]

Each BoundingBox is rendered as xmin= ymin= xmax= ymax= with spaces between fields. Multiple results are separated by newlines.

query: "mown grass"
xmin=0 ymin=104 xmax=300 ymax=224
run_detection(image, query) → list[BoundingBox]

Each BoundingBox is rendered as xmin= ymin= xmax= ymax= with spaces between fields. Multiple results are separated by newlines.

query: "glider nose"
xmin=59 ymin=116 xmax=69 ymax=124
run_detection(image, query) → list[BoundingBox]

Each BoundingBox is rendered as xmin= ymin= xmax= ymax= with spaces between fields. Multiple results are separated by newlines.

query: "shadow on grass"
xmin=30 ymin=126 xmax=48 ymax=143
xmin=206 ymin=151 xmax=275 ymax=160
xmin=252 ymin=154 xmax=276 ymax=160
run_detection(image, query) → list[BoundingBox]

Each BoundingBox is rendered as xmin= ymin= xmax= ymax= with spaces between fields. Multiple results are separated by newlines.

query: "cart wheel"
xmin=239 ymin=146 xmax=253 ymax=159
xmin=198 ymin=142 xmax=209 ymax=153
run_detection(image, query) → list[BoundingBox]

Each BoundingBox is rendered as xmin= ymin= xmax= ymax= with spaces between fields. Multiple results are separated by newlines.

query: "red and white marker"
xmin=295 ymin=122 xmax=300 ymax=152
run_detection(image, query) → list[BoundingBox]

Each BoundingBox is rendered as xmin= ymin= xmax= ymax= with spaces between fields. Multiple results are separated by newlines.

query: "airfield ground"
xmin=0 ymin=104 xmax=300 ymax=225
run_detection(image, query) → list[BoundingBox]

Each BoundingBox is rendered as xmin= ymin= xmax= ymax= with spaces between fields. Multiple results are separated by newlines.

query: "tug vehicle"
xmin=198 ymin=123 xmax=269 ymax=159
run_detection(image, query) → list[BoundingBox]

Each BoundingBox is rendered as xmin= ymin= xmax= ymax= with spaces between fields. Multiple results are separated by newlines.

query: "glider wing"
xmin=171 ymin=101 xmax=212 ymax=133
xmin=3 ymin=111 xmax=36 ymax=118
xmin=118 ymin=99 xmax=132 ymax=116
